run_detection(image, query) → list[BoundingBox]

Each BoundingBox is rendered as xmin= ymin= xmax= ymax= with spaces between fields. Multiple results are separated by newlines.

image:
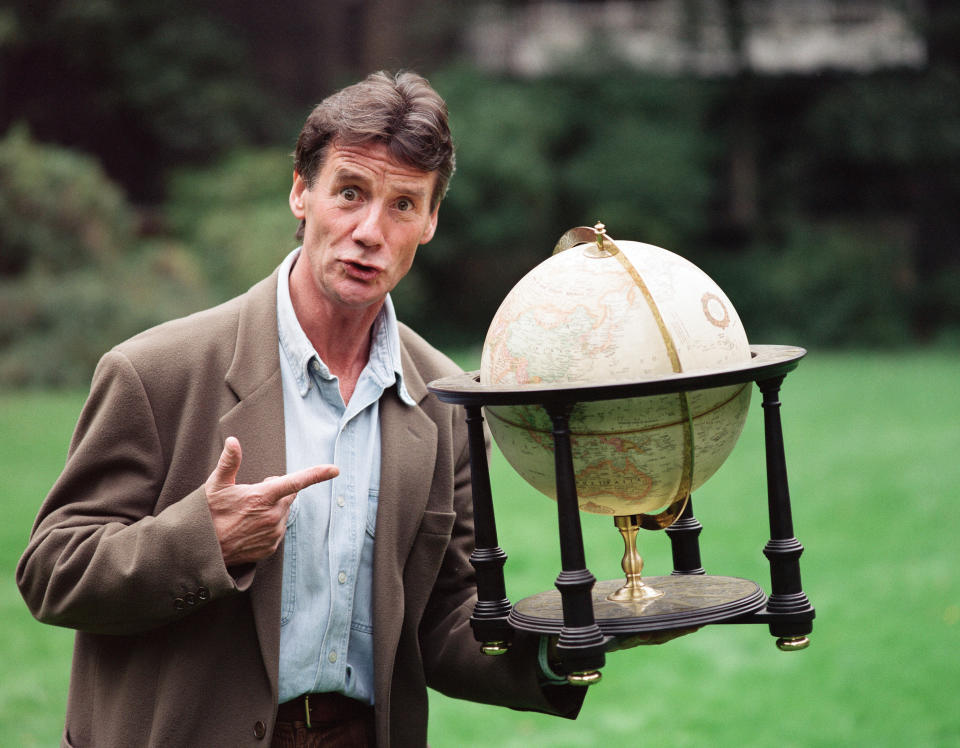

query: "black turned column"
xmin=758 ymin=376 xmax=815 ymax=649
xmin=546 ymin=403 xmax=606 ymax=682
xmin=666 ymin=496 xmax=706 ymax=575
xmin=464 ymin=405 xmax=513 ymax=653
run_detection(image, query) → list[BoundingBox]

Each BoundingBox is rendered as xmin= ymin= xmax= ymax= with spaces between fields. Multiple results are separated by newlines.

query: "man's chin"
xmin=330 ymin=284 xmax=388 ymax=312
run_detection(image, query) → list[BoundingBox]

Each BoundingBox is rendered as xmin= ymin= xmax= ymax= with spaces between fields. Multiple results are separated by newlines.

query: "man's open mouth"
xmin=343 ymin=260 xmax=381 ymax=280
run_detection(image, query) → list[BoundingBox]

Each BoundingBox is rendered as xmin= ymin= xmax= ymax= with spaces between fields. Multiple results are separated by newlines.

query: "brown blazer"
xmin=17 ymin=271 xmax=582 ymax=747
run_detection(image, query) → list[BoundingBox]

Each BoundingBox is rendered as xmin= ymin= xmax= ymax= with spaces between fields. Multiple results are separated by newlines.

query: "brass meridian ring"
xmin=636 ymin=493 xmax=689 ymax=531
xmin=551 ymin=224 xmax=696 ymax=521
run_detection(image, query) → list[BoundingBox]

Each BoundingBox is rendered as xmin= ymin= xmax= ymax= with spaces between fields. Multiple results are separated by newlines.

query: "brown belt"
xmin=275 ymin=692 xmax=373 ymax=729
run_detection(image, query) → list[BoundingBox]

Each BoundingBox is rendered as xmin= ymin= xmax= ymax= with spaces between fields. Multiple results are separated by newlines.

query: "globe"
xmin=479 ymin=227 xmax=752 ymax=519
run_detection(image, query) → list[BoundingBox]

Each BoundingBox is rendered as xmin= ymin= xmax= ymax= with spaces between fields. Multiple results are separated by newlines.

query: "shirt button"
xmin=338 ymin=571 xmax=347 ymax=584
xmin=328 ymin=651 xmax=338 ymax=663
xmin=336 ymin=495 xmax=345 ymax=507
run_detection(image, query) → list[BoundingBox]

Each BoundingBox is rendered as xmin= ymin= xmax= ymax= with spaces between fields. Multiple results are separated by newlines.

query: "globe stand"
xmin=427 ymin=345 xmax=815 ymax=684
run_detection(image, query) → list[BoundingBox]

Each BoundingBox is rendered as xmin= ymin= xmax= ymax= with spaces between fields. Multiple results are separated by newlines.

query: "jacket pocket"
xmin=402 ymin=510 xmax=459 ymax=620
xmin=418 ymin=509 xmax=456 ymax=537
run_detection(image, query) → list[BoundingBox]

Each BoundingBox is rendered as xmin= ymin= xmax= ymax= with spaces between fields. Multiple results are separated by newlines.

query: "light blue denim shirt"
xmin=275 ymin=248 xmax=415 ymax=705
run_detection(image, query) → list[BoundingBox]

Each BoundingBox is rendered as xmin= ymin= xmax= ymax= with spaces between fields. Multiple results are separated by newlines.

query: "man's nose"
xmin=352 ymin=202 xmax=386 ymax=247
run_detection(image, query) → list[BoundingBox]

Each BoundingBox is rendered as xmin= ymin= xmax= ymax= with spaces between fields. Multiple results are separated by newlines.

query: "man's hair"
xmin=293 ymin=70 xmax=455 ymax=240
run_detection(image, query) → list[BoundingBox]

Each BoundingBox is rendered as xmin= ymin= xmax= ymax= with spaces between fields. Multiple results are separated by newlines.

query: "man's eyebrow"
xmin=393 ymin=183 xmax=430 ymax=200
xmin=331 ymin=167 xmax=370 ymax=185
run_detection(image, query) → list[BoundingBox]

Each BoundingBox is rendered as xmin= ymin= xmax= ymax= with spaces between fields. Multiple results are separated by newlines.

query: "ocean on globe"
xmin=479 ymin=231 xmax=752 ymax=518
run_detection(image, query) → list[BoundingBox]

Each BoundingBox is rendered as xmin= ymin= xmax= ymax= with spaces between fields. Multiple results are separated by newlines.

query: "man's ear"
xmin=290 ymin=171 xmax=306 ymax=219
xmin=419 ymin=207 xmax=439 ymax=245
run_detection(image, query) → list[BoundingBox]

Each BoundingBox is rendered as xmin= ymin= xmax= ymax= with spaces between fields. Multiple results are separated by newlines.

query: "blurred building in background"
xmin=466 ymin=0 xmax=926 ymax=76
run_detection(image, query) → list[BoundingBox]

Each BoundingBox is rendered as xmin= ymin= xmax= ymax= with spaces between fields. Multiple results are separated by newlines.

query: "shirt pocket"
xmin=365 ymin=487 xmax=379 ymax=540
xmin=279 ymin=501 xmax=301 ymax=626
xmin=351 ymin=488 xmax=379 ymax=635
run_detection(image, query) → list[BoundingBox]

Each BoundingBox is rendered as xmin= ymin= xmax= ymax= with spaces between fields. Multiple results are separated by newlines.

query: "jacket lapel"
xmin=218 ymin=271 xmax=288 ymax=704
xmin=372 ymin=342 xmax=439 ymax=699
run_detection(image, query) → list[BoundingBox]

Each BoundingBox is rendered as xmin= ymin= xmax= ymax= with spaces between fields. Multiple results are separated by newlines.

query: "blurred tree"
xmin=207 ymin=0 xmax=463 ymax=101
xmin=0 ymin=124 xmax=133 ymax=276
xmin=778 ymin=3 xmax=960 ymax=342
xmin=712 ymin=220 xmax=916 ymax=347
xmin=556 ymin=73 xmax=716 ymax=251
xmin=0 ymin=0 xmax=281 ymax=200
xmin=715 ymin=0 xmax=760 ymax=242
xmin=165 ymin=147 xmax=299 ymax=299
xmin=399 ymin=67 xmax=717 ymax=345
xmin=0 ymin=128 xmax=212 ymax=386
xmin=392 ymin=68 xmax=567 ymax=342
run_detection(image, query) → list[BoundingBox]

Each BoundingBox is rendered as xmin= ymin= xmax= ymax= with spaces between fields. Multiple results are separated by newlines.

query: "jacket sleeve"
xmin=16 ymin=350 xmax=245 ymax=635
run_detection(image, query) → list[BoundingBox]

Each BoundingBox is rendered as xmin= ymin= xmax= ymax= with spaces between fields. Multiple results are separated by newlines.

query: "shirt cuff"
xmin=538 ymin=636 xmax=568 ymax=685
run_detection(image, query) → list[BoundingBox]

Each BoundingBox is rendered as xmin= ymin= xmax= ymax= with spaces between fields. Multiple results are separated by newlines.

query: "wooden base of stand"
xmin=509 ymin=575 xmax=767 ymax=635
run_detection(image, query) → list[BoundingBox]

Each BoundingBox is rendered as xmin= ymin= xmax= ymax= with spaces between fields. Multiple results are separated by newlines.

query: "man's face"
xmin=289 ymin=141 xmax=439 ymax=314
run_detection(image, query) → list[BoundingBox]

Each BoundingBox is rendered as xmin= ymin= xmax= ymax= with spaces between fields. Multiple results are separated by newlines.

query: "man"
xmin=17 ymin=71 xmax=585 ymax=747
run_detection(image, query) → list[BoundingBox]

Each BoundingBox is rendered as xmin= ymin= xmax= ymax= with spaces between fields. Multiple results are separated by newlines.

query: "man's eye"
xmin=396 ymin=198 xmax=413 ymax=211
xmin=340 ymin=187 xmax=359 ymax=201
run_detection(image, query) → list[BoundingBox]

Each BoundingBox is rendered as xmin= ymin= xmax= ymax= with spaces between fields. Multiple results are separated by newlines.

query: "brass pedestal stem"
xmin=607 ymin=514 xmax=664 ymax=602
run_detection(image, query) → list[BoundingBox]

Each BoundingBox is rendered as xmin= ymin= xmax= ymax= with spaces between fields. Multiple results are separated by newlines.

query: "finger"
xmin=262 ymin=464 xmax=340 ymax=504
xmin=208 ymin=437 xmax=242 ymax=491
xmin=605 ymin=626 xmax=700 ymax=652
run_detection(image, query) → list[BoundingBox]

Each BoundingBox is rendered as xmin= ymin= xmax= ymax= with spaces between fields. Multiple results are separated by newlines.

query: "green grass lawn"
xmin=2 ymin=351 xmax=958 ymax=746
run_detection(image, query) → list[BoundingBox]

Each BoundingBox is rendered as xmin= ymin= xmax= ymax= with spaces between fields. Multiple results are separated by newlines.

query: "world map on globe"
xmin=479 ymin=228 xmax=753 ymax=518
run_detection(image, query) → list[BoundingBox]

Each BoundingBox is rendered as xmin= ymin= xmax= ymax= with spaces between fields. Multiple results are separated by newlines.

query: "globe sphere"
xmin=479 ymin=234 xmax=752 ymax=517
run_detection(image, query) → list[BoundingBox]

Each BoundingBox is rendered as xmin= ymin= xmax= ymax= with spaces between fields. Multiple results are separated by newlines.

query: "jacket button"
xmin=184 ymin=592 xmax=196 ymax=606
xmin=253 ymin=720 xmax=266 ymax=739
xmin=197 ymin=587 xmax=210 ymax=601
xmin=174 ymin=597 xmax=185 ymax=610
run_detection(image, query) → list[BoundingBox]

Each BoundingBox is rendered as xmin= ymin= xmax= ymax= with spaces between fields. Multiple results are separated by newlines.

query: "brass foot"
xmin=480 ymin=641 xmax=510 ymax=656
xmin=776 ymin=636 xmax=810 ymax=651
xmin=567 ymin=670 xmax=603 ymax=686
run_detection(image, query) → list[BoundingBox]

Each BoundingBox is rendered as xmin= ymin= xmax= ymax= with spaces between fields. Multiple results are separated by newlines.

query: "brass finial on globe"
xmin=479 ymin=226 xmax=753 ymax=601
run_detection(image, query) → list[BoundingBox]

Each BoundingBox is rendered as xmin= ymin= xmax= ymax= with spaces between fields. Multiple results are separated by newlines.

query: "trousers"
xmin=271 ymin=718 xmax=375 ymax=747
xmin=271 ymin=693 xmax=375 ymax=747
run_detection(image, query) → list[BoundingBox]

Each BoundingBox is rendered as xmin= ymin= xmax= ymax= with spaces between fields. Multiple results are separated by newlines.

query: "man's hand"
xmin=545 ymin=626 xmax=700 ymax=677
xmin=603 ymin=627 xmax=700 ymax=652
xmin=205 ymin=436 xmax=339 ymax=567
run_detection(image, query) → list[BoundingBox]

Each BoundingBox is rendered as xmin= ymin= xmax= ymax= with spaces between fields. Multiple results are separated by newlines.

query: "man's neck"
xmin=289 ymin=277 xmax=381 ymax=406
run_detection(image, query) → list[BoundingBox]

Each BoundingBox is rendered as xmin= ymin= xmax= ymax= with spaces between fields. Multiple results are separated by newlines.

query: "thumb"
xmin=208 ymin=436 xmax=242 ymax=492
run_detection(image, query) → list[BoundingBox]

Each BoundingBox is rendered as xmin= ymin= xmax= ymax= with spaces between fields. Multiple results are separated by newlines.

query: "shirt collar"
xmin=276 ymin=248 xmax=415 ymax=406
